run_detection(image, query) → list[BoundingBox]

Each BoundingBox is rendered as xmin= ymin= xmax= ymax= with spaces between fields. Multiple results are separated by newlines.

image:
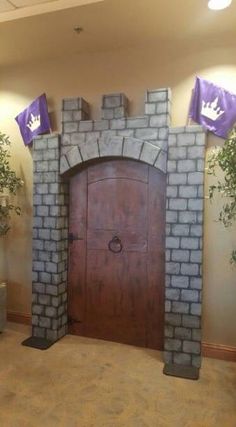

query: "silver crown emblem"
xmin=27 ymin=113 xmax=41 ymax=132
xmin=201 ymin=97 xmax=224 ymax=121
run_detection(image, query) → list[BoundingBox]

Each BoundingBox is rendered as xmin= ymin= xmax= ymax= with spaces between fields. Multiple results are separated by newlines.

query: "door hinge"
xmin=68 ymin=316 xmax=82 ymax=325
xmin=68 ymin=233 xmax=83 ymax=243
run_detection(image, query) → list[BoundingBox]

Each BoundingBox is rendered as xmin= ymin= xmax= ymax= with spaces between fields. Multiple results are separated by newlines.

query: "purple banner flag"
xmin=189 ymin=76 xmax=236 ymax=138
xmin=15 ymin=94 xmax=51 ymax=145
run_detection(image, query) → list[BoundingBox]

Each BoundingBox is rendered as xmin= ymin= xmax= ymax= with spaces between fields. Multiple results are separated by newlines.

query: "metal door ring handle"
xmin=108 ymin=236 xmax=123 ymax=253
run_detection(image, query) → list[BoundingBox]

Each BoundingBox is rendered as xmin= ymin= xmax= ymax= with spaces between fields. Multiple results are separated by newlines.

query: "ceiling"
xmin=0 ymin=0 xmax=236 ymax=68
xmin=0 ymin=0 xmax=103 ymax=20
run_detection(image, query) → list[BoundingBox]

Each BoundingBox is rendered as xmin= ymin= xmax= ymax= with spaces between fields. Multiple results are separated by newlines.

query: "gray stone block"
xmin=150 ymin=115 xmax=168 ymax=127
xmin=171 ymin=276 xmax=189 ymax=290
xmin=164 ymin=351 xmax=173 ymax=364
xmin=63 ymin=122 xmax=78 ymax=133
xmin=188 ymin=199 xmax=204 ymax=211
xmin=126 ymin=117 xmax=148 ymax=129
xmin=39 ymin=316 xmax=51 ymax=329
xmin=166 ymin=210 xmax=178 ymax=223
xmin=102 ymin=109 xmax=114 ymax=119
xmin=167 ymin=161 xmax=177 ymax=173
xmin=168 ymin=134 xmax=177 ymax=146
xmin=154 ymin=150 xmax=167 ymax=173
xmin=166 ymin=262 xmax=180 ymax=275
xmin=114 ymin=107 xmax=127 ymax=118
xmin=166 ymin=288 xmax=180 ymax=301
xmin=62 ymin=111 xmax=73 ymax=122
xmin=177 ymin=160 xmax=196 ymax=173
xmin=39 ymin=272 xmax=51 ymax=284
xmin=166 ymin=186 xmax=178 ymax=198
xmin=80 ymin=140 xmax=99 ymax=162
xmin=38 ymin=229 xmax=50 ymax=240
xmin=165 ymin=325 xmax=174 ymax=338
xmin=135 ymin=128 xmax=158 ymax=140
xmin=181 ymin=263 xmax=199 ymax=276
xmin=173 ymin=352 xmax=191 ymax=366
xmin=190 ymin=251 xmax=202 ymax=263
xmin=99 ymin=136 xmax=123 ymax=157
xmin=191 ymin=303 xmax=202 ymax=316
xmin=166 ymin=237 xmax=180 ymax=249
xmin=71 ymin=132 xmax=86 ymax=145
xmin=165 ymin=338 xmax=182 ymax=352
xmin=45 ymin=306 xmax=57 ymax=318
xmin=188 ymin=146 xmax=205 ymax=159
xmin=140 ymin=142 xmax=160 ymax=165
xmin=63 ymin=98 xmax=79 ymax=110
xmin=181 ymin=238 xmax=199 ymax=250
xmin=159 ymin=127 xmax=168 ymax=140
xmin=168 ymin=147 xmax=186 ymax=160
xmin=86 ymin=132 xmax=100 ymax=144
xmin=123 ymin=137 xmax=143 ymax=160
xmin=101 ymin=130 xmax=117 ymax=141
xmin=60 ymin=156 xmax=70 ymax=175
xmin=165 ymin=313 xmax=182 ymax=326
xmin=146 ymin=89 xmax=169 ymax=103
xmin=110 ymin=119 xmax=126 ymax=130
xmin=192 ymin=329 xmax=201 ymax=341
xmin=190 ymin=277 xmax=202 ymax=290
xmin=182 ymin=315 xmax=200 ymax=328
xmin=188 ymin=172 xmax=204 ymax=185
xmin=172 ymin=301 xmax=189 ymax=314
xmin=145 ymin=103 xmax=156 ymax=115
xmin=196 ymin=133 xmax=206 ymax=146
xmin=192 ymin=355 xmax=201 ymax=368
xmin=79 ymin=121 xmax=93 ymax=132
xmin=179 ymin=211 xmax=197 ymax=224
xmin=177 ymin=134 xmax=195 ymax=146
xmin=169 ymin=173 xmax=187 ymax=185
xmin=102 ymin=94 xmax=125 ymax=108
xmin=32 ymin=305 xmax=44 ymax=315
xmin=33 ymin=326 xmax=45 ymax=338
xmin=183 ymin=340 xmax=201 ymax=355
xmin=169 ymin=199 xmax=187 ymax=211
xmin=171 ymin=250 xmax=189 ymax=263
xmin=175 ymin=327 xmax=191 ymax=340
xmin=181 ymin=290 xmax=199 ymax=302
xmin=165 ymin=300 xmax=171 ymax=312
xmin=36 ymin=161 xmax=49 ymax=173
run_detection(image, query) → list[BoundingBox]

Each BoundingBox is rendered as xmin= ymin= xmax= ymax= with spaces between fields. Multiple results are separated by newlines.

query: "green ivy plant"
xmin=207 ymin=128 xmax=236 ymax=264
xmin=0 ymin=132 xmax=23 ymax=235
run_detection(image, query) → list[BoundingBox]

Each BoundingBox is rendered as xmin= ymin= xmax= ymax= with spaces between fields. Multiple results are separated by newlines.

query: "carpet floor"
xmin=0 ymin=323 xmax=235 ymax=427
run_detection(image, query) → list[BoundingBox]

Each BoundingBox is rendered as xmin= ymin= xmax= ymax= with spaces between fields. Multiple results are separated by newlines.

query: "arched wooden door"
xmin=68 ymin=159 xmax=166 ymax=350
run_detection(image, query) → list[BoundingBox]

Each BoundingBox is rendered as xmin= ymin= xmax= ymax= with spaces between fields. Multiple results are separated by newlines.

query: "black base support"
xmin=163 ymin=363 xmax=199 ymax=380
xmin=22 ymin=336 xmax=56 ymax=350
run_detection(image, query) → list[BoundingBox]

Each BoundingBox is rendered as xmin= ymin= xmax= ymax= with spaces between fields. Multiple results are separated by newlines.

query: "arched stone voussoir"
xmin=60 ymin=135 xmax=167 ymax=175
xmin=98 ymin=136 xmax=123 ymax=157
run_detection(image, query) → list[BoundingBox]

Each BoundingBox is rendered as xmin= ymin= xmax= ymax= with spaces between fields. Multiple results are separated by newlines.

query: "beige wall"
xmin=0 ymin=41 xmax=236 ymax=345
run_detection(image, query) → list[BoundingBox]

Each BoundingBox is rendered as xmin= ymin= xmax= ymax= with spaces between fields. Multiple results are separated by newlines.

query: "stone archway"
xmin=31 ymin=89 xmax=206 ymax=377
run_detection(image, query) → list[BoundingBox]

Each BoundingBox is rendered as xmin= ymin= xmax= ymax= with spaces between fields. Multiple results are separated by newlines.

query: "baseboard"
xmin=202 ymin=341 xmax=236 ymax=362
xmin=5 ymin=313 xmax=236 ymax=362
xmin=7 ymin=310 xmax=31 ymax=326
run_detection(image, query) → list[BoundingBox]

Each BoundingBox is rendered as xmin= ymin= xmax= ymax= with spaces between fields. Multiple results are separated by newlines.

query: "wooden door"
xmin=68 ymin=159 xmax=166 ymax=350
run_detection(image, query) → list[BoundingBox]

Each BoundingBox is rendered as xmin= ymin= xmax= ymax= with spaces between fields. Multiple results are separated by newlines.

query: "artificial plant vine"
xmin=0 ymin=132 xmax=23 ymax=235
xmin=207 ymin=128 xmax=236 ymax=264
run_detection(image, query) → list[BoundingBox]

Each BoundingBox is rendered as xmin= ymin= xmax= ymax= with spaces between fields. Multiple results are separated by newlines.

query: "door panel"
xmin=68 ymin=159 xmax=166 ymax=350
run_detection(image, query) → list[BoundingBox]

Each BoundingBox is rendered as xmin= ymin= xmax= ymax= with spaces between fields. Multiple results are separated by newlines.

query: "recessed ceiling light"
xmin=208 ymin=0 xmax=232 ymax=10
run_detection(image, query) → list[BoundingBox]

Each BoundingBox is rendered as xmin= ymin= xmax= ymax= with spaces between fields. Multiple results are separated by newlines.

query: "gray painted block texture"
xmin=32 ymin=135 xmax=68 ymax=342
xmin=32 ymin=89 xmax=206 ymax=371
xmin=165 ymin=126 xmax=206 ymax=368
